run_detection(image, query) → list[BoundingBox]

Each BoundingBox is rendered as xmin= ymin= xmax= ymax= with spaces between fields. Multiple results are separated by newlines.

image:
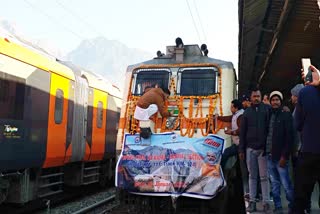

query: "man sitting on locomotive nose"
xmin=134 ymin=87 xmax=171 ymax=121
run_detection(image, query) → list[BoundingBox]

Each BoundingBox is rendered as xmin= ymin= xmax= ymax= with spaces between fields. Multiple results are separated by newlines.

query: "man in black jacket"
xmin=266 ymin=91 xmax=294 ymax=214
xmin=239 ymin=88 xmax=271 ymax=212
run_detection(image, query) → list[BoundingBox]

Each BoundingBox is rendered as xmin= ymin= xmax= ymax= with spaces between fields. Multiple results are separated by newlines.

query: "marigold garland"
xmin=124 ymin=67 xmax=224 ymax=137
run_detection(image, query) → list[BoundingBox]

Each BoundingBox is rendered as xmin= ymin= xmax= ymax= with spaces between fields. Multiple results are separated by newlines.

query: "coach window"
xmin=97 ymin=101 xmax=103 ymax=128
xmin=0 ymin=79 xmax=9 ymax=102
xmin=54 ymin=89 xmax=64 ymax=124
xmin=0 ymin=77 xmax=25 ymax=120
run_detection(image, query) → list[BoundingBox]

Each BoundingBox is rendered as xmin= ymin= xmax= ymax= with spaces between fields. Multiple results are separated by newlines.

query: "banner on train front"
xmin=115 ymin=132 xmax=226 ymax=199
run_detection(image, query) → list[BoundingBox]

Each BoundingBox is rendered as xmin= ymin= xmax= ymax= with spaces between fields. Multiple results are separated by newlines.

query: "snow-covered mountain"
xmin=66 ymin=37 xmax=153 ymax=89
xmin=0 ymin=19 xmax=65 ymax=59
xmin=0 ymin=19 xmax=17 ymax=35
xmin=0 ymin=19 xmax=153 ymax=89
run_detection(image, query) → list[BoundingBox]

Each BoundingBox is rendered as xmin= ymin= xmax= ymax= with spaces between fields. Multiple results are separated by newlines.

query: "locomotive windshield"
xmin=179 ymin=67 xmax=218 ymax=96
xmin=133 ymin=69 xmax=170 ymax=95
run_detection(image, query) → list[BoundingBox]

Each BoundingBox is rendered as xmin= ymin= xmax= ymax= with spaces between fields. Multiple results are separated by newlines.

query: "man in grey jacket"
xmin=239 ymin=88 xmax=271 ymax=212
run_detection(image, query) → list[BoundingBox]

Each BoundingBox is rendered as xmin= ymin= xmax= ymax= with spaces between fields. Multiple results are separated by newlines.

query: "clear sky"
xmin=1 ymin=0 xmax=238 ymax=67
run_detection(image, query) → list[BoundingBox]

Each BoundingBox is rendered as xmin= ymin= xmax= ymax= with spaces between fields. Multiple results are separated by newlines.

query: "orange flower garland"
xmin=124 ymin=66 xmax=224 ymax=138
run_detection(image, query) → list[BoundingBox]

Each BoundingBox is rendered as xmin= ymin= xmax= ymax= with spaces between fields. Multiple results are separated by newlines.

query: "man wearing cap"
xmin=290 ymin=84 xmax=304 ymax=159
xmin=241 ymin=93 xmax=251 ymax=109
xmin=266 ymin=91 xmax=294 ymax=214
xmin=291 ymin=84 xmax=304 ymax=109
xmin=290 ymin=84 xmax=304 ymax=169
xmin=291 ymin=83 xmax=315 ymax=214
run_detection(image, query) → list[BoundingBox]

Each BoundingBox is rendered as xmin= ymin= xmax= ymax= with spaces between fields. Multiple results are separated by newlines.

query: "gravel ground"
xmin=36 ymin=187 xmax=117 ymax=214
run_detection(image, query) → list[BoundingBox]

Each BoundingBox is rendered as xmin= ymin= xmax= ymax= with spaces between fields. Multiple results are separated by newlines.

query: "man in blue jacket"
xmin=293 ymin=65 xmax=320 ymax=214
xmin=239 ymin=88 xmax=271 ymax=212
xmin=266 ymin=91 xmax=294 ymax=214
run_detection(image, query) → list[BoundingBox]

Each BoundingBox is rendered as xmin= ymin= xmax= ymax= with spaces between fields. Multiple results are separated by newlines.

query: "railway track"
xmin=71 ymin=194 xmax=118 ymax=214
xmin=0 ymin=184 xmax=117 ymax=214
xmin=35 ymin=187 xmax=118 ymax=214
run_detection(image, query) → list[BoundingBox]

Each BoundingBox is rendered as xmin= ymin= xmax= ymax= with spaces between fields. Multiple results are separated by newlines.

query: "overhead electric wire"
xmin=193 ymin=0 xmax=207 ymax=43
xmin=23 ymin=0 xmax=95 ymax=47
xmin=185 ymin=0 xmax=202 ymax=45
xmin=54 ymin=0 xmax=104 ymax=37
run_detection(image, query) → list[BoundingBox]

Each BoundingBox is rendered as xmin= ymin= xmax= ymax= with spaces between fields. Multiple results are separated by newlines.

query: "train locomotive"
xmin=0 ymin=36 xmax=121 ymax=204
xmin=114 ymin=38 xmax=241 ymax=213
xmin=116 ymin=38 xmax=236 ymax=157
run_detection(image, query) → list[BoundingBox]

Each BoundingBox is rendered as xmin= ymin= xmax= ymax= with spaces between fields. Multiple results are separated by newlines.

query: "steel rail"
xmin=71 ymin=194 xmax=116 ymax=214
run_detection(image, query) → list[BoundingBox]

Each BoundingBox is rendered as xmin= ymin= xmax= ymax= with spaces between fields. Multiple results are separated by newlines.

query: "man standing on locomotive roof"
xmin=239 ymin=88 xmax=271 ymax=213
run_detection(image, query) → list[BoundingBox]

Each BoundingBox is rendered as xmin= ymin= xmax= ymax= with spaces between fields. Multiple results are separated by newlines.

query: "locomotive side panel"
xmin=210 ymin=64 xmax=236 ymax=148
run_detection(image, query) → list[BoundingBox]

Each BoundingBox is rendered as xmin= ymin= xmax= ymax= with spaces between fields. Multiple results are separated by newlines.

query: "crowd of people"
xmin=220 ymin=65 xmax=320 ymax=214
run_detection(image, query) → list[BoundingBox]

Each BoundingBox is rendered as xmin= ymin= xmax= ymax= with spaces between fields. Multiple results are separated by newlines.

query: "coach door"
xmin=69 ymin=75 xmax=89 ymax=162
xmin=43 ymin=73 xmax=71 ymax=168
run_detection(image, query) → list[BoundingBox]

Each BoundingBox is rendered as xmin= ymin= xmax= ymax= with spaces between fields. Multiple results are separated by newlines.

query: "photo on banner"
xmin=115 ymin=132 xmax=226 ymax=199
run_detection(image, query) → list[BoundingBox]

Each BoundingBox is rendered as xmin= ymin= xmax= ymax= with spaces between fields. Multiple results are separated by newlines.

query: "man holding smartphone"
xmin=303 ymin=65 xmax=320 ymax=87
xmin=292 ymin=64 xmax=320 ymax=214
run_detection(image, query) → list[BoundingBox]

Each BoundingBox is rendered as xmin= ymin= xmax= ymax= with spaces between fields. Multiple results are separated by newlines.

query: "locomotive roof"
xmin=126 ymin=44 xmax=234 ymax=72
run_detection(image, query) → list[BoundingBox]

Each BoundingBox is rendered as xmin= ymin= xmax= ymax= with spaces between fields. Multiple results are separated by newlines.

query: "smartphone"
xmin=301 ymin=58 xmax=313 ymax=83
